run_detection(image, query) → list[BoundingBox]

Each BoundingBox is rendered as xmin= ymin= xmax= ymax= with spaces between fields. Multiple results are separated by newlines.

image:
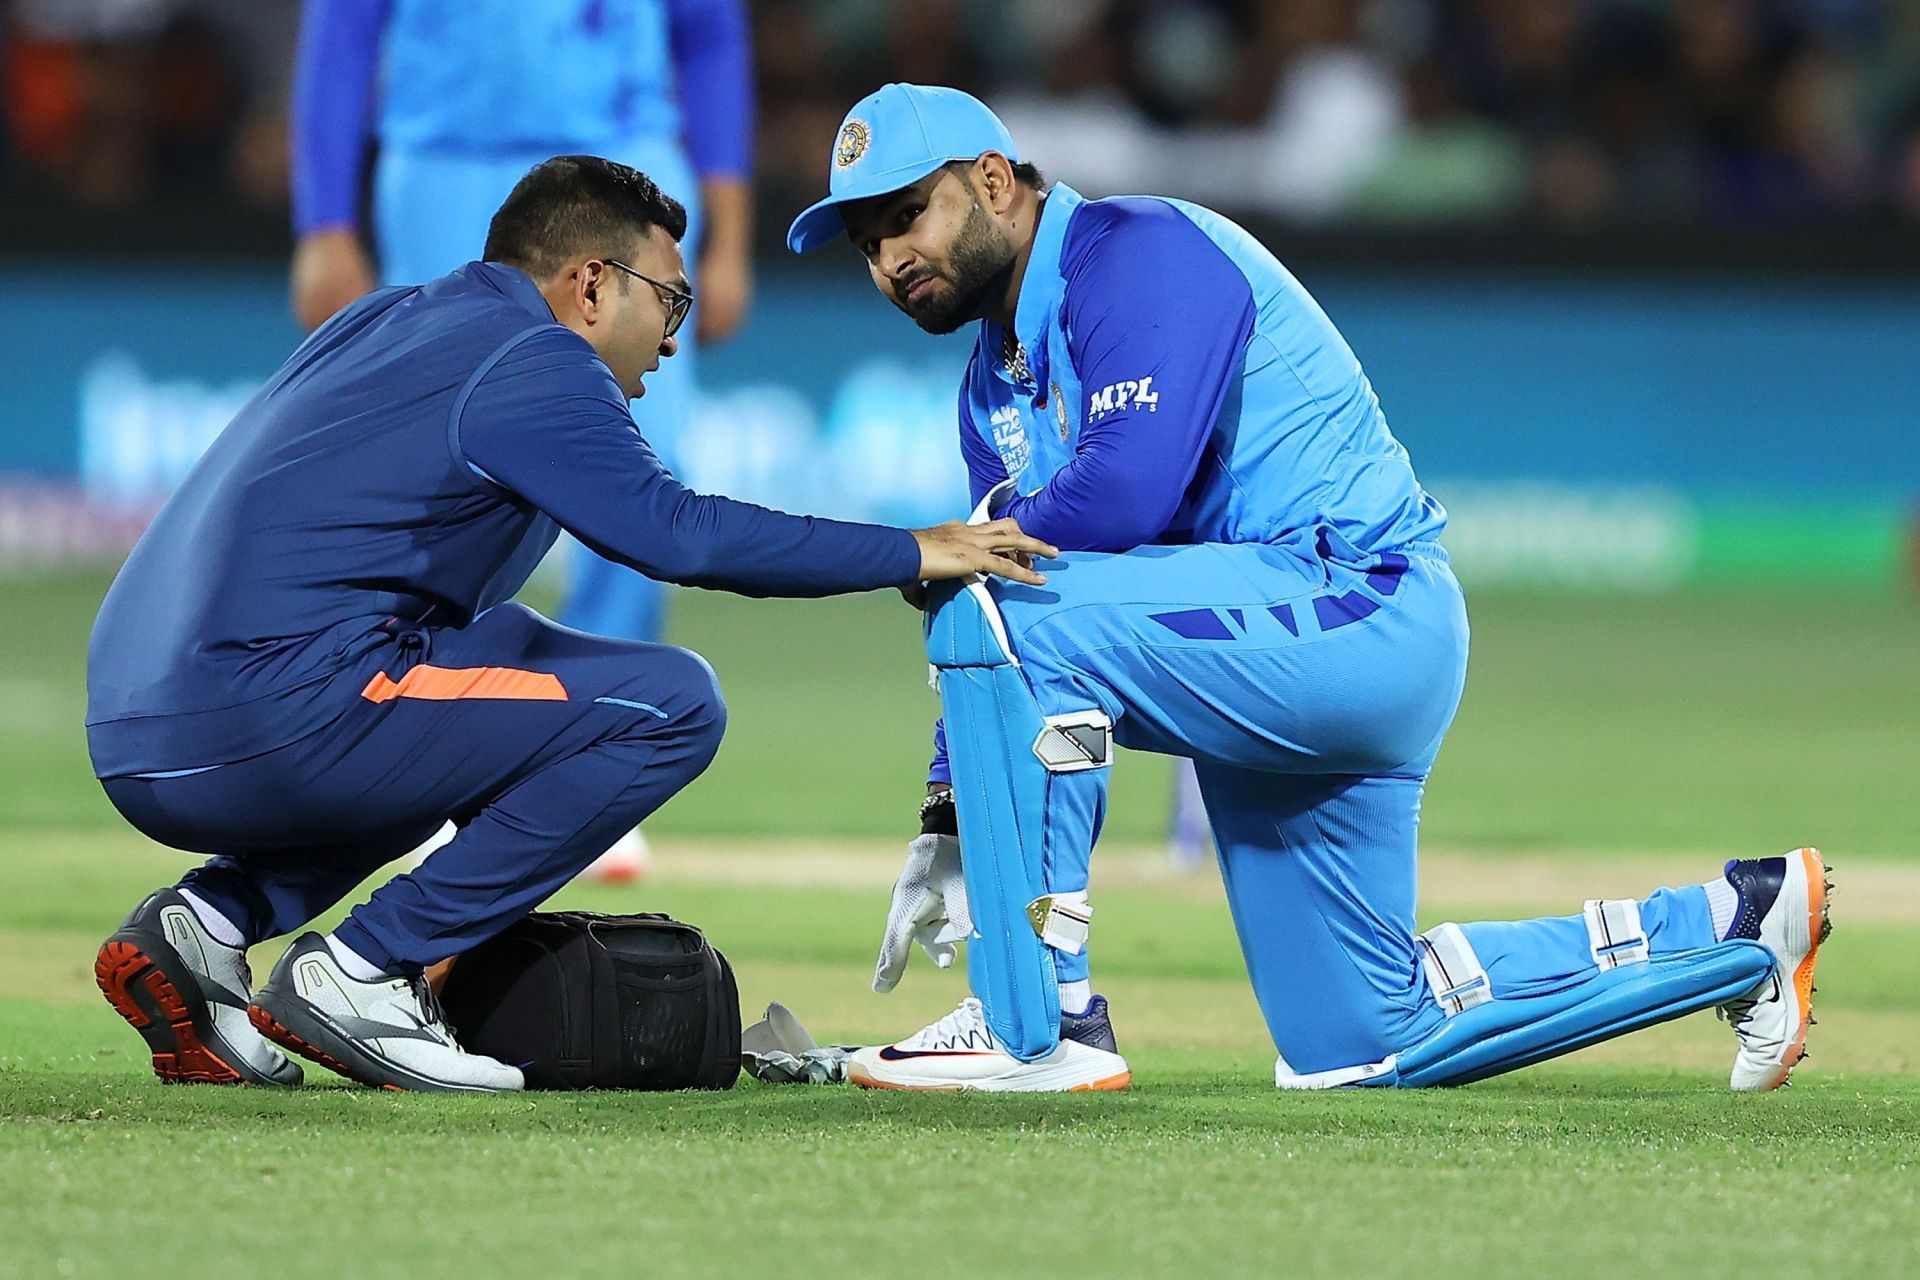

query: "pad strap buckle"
xmin=1026 ymin=892 xmax=1091 ymax=955
xmin=1417 ymin=922 xmax=1492 ymax=1016
xmin=1583 ymin=898 xmax=1650 ymax=969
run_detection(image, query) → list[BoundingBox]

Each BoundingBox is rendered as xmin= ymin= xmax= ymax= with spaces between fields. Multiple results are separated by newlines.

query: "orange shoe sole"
xmin=247 ymin=1004 xmax=405 ymax=1091
xmin=95 ymin=939 xmax=244 ymax=1085
xmin=1770 ymin=846 xmax=1831 ymax=1089
xmin=849 ymin=1064 xmax=1131 ymax=1092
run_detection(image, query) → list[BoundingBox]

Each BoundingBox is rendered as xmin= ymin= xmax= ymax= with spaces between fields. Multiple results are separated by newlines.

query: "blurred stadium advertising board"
xmin=0 ymin=265 xmax=1913 ymax=590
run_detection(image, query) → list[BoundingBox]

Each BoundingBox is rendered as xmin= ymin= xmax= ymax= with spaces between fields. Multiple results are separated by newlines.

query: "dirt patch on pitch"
xmin=651 ymin=837 xmax=1915 ymax=926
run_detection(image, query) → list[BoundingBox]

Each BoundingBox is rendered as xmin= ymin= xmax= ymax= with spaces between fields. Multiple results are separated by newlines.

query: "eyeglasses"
xmin=604 ymin=259 xmax=694 ymax=338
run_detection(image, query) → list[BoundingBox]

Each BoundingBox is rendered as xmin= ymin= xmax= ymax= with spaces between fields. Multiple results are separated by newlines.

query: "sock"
xmin=176 ymin=887 xmax=247 ymax=948
xmin=325 ymin=933 xmax=391 ymax=982
xmin=1058 ymin=979 xmax=1093 ymax=1017
xmin=1702 ymin=876 xmax=1740 ymax=941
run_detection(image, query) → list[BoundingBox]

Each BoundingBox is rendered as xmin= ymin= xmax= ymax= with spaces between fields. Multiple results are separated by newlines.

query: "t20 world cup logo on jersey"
xmin=989 ymin=404 xmax=1032 ymax=477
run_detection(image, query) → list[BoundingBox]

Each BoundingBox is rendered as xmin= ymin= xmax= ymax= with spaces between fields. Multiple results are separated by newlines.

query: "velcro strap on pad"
xmin=1583 ymin=898 xmax=1650 ymax=969
xmin=1418 ymin=922 xmax=1493 ymax=1016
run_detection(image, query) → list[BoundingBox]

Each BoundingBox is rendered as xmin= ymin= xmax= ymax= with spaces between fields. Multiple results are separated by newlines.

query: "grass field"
xmin=3 ymin=572 xmax=1917 ymax=1278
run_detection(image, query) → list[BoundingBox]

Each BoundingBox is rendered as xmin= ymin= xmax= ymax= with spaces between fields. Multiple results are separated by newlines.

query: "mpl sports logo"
xmin=1086 ymin=376 xmax=1159 ymax=420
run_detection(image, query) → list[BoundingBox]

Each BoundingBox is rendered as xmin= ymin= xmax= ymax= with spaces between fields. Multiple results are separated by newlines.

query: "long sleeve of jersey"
xmin=457 ymin=327 xmax=920 ymax=596
xmin=931 ymin=202 xmax=1257 ymax=787
xmin=665 ymin=0 xmax=754 ymax=180
xmin=994 ymin=201 xmax=1256 ymax=552
xmin=291 ymin=0 xmax=390 ymax=234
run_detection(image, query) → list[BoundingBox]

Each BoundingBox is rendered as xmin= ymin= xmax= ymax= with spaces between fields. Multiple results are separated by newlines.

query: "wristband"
xmin=918 ymin=789 xmax=957 ymax=836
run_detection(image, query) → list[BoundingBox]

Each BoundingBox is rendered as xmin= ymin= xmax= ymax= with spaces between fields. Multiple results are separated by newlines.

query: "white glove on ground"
xmin=873 ymin=832 xmax=973 ymax=993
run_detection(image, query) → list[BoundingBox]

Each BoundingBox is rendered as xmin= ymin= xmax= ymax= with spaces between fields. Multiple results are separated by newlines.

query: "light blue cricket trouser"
xmin=973 ymin=532 xmax=1723 ymax=1076
xmin=373 ymin=139 xmax=703 ymax=643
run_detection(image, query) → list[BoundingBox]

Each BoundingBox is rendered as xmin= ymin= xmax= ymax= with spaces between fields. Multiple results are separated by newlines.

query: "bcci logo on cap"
xmin=835 ymin=119 xmax=872 ymax=169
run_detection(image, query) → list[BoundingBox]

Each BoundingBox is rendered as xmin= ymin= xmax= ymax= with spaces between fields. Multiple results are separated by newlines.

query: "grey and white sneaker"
xmin=248 ymin=933 xmax=523 ymax=1094
xmin=95 ymin=888 xmax=303 ymax=1087
xmin=1717 ymin=847 xmax=1833 ymax=1092
xmin=848 ymin=995 xmax=1131 ymax=1092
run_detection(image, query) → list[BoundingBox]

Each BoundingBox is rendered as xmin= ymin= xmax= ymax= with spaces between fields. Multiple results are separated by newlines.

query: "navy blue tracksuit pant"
xmin=101 ymin=604 xmax=725 ymax=972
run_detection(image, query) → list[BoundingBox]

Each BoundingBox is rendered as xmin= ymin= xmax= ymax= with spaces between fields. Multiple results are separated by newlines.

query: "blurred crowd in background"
xmin=4 ymin=0 xmax=1920 ymax=235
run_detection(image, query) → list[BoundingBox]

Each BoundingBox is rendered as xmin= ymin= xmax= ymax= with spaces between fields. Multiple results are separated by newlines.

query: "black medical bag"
xmin=438 ymin=911 xmax=740 ymax=1091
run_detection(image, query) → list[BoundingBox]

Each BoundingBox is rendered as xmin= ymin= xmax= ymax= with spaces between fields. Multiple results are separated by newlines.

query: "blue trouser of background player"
xmin=930 ymin=529 xmax=1765 ymax=1082
xmin=100 ymin=605 xmax=723 ymax=972
xmin=374 ymin=139 xmax=702 ymax=642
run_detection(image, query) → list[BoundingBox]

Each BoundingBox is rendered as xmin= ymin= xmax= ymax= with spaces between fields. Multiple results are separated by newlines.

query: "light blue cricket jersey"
xmin=960 ymin=183 xmax=1448 ymax=558
xmin=380 ymin=0 xmax=677 ymax=152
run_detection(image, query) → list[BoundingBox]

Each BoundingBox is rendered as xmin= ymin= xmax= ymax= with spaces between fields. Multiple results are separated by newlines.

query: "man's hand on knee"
xmin=910 ymin=519 xmax=1057 ymax=590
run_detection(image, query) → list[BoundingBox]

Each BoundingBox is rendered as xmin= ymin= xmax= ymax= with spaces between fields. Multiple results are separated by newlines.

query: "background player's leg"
xmin=371 ymin=147 xmax=530 ymax=285
xmin=1166 ymin=759 xmax=1212 ymax=871
xmin=560 ymin=546 xmax=670 ymax=642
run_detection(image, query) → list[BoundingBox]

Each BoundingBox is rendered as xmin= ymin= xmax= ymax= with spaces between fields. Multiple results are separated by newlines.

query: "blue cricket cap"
xmin=785 ymin=83 xmax=1020 ymax=254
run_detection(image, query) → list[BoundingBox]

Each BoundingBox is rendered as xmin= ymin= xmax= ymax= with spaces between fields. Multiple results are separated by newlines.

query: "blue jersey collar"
xmin=984 ymin=182 xmax=1083 ymax=392
xmin=464 ymin=260 xmax=559 ymax=323
xmin=1014 ymin=182 xmax=1082 ymax=342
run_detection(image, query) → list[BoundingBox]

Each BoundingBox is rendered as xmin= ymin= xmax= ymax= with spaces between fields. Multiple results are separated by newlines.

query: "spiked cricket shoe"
xmin=848 ymin=995 xmax=1131 ymax=1092
xmin=1718 ymin=848 xmax=1832 ymax=1091
xmin=95 ymin=888 xmax=302 ymax=1087
xmin=248 ymin=933 xmax=523 ymax=1093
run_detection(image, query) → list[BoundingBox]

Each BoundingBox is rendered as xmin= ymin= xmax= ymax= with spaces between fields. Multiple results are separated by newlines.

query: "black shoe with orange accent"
xmin=95 ymin=889 xmax=303 ymax=1087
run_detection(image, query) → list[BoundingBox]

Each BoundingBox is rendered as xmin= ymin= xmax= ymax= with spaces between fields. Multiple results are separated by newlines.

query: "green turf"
xmin=7 ymin=571 xmax=1919 ymax=854
xmin=5 ymin=570 xmax=1917 ymax=1276
xmin=5 ymin=827 xmax=1919 ymax=1278
xmin=6 ymin=1066 xmax=1916 ymax=1279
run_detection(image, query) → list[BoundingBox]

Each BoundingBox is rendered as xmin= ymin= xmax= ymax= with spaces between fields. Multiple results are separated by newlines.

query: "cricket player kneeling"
xmin=786 ymin=85 xmax=1831 ymax=1093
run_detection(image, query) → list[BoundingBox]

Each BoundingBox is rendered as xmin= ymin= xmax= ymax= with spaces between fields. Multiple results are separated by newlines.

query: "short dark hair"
xmin=483 ymin=156 xmax=688 ymax=278
xmin=942 ymin=157 xmax=1047 ymax=193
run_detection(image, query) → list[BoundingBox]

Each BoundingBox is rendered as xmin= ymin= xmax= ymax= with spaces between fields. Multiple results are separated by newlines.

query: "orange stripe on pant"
xmin=360 ymin=665 xmax=568 ymax=703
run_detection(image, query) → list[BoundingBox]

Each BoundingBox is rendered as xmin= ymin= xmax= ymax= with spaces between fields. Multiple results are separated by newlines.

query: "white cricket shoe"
xmin=248 ymin=933 xmax=523 ymax=1093
xmin=96 ymin=888 xmax=303 ymax=1086
xmin=848 ymin=995 xmax=1131 ymax=1092
xmin=585 ymin=828 xmax=651 ymax=884
xmin=1717 ymin=847 xmax=1832 ymax=1091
